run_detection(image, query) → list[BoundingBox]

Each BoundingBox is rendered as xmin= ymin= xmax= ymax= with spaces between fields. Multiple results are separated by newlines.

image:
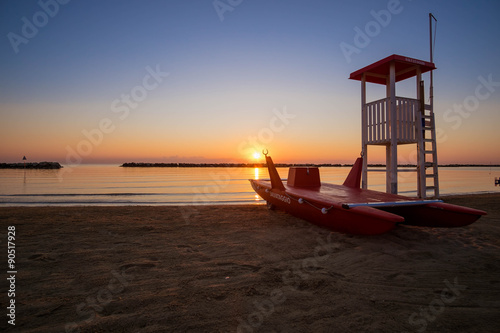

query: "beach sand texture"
xmin=1 ymin=193 xmax=499 ymax=332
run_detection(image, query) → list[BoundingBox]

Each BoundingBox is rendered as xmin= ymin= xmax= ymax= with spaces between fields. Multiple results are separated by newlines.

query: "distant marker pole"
xmin=23 ymin=155 xmax=27 ymax=168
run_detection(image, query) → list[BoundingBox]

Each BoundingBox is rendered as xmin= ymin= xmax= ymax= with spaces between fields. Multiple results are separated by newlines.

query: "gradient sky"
xmin=1 ymin=0 xmax=499 ymax=164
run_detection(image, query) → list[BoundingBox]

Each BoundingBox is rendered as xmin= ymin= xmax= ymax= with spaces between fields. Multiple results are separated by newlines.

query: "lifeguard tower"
xmin=349 ymin=54 xmax=438 ymax=198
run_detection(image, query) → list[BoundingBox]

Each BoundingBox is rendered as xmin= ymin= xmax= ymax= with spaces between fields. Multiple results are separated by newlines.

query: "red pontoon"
xmin=249 ymin=154 xmax=486 ymax=235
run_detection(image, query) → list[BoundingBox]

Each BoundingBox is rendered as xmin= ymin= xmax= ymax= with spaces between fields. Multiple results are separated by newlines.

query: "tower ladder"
xmin=417 ymin=80 xmax=439 ymax=198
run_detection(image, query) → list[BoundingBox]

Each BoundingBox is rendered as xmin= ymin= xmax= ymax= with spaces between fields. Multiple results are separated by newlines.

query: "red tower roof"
xmin=349 ymin=54 xmax=436 ymax=85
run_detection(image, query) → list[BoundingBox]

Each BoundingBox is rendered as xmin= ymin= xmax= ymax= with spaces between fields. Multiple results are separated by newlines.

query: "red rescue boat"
xmin=249 ymin=153 xmax=486 ymax=235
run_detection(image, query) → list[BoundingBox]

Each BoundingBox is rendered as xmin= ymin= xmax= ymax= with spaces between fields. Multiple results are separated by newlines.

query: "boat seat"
xmin=287 ymin=167 xmax=321 ymax=187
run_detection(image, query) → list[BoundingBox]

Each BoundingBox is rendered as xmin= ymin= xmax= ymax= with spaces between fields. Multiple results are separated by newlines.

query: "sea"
xmin=0 ymin=165 xmax=499 ymax=206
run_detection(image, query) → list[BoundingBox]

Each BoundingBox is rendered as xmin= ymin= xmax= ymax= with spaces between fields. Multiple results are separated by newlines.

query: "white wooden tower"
xmin=349 ymin=54 xmax=439 ymax=198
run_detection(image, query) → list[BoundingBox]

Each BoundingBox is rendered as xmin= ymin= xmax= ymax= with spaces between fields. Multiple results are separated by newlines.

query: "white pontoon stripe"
xmin=342 ymin=199 xmax=443 ymax=209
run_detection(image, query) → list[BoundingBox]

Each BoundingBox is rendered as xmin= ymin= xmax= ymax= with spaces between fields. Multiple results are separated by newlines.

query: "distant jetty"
xmin=120 ymin=162 xmax=342 ymax=168
xmin=120 ymin=162 xmax=500 ymax=168
xmin=0 ymin=162 xmax=62 ymax=169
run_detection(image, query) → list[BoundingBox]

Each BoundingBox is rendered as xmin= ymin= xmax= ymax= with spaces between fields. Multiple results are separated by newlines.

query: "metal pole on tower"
xmin=429 ymin=13 xmax=437 ymax=106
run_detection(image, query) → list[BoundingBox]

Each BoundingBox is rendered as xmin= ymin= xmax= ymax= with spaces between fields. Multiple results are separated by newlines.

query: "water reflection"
xmin=0 ymin=165 xmax=499 ymax=206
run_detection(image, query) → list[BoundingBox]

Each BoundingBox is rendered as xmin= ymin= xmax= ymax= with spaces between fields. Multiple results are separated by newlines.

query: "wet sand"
xmin=1 ymin=193 xmax=499 ymax=332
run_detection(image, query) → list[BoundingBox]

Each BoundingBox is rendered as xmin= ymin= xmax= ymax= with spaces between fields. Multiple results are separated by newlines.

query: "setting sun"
xmin=252 ymin=152 xmax=261 ymax=160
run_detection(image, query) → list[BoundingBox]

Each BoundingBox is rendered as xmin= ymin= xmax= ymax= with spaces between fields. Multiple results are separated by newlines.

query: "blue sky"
xmin=1 ymin=0 xmax=500 ymax=164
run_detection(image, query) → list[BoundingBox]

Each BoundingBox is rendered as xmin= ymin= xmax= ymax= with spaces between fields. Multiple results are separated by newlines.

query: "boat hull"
xmin=250 ymin=155 xmax=486 ymax=235
xmin=381 ymin=202 xmax=486 ymax=228
xmin=250 ymin=180 xmax=401 ymax=235
xmin=251 ymin=179 xmax=486 ymax=234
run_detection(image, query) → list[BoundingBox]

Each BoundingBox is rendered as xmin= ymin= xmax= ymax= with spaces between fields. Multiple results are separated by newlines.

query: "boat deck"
xmin=254 ymin=179 xmax=440 ymax=207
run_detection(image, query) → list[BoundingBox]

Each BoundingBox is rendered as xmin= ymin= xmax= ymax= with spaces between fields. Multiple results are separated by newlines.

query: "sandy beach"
xmin=1 ymin=193 xmax=499 ymax=332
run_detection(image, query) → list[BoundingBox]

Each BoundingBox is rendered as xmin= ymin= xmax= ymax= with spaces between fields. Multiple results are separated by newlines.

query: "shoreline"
xmin=1 ymin=192 xmax=498 ymax=208
xmin=1 ymin=193 xmax=499 ymax=332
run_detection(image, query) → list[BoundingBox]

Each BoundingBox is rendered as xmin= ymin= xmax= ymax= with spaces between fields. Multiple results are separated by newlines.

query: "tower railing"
xmin=364 ymin=97 xmax=420 ymax=144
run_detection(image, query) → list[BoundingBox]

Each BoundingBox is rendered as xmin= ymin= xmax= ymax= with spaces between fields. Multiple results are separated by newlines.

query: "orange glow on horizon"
xmin=1 ymin=105 xmax=498 ymax=165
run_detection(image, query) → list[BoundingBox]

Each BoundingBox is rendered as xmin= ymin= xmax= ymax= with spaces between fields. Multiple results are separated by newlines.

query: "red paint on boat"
xmin=250 ymin=154 xmax=486 ymax=235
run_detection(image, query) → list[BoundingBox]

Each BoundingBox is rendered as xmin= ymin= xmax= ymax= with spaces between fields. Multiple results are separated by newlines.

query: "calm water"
xmin=0 ymin=165 xmax=499 ymax=206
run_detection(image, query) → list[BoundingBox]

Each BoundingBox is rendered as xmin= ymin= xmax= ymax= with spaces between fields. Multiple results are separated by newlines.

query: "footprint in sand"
xmin=28 ymin=253 xmax=56 ymax=262
xmin=119 ymin=262 xmax=157 ymax=272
